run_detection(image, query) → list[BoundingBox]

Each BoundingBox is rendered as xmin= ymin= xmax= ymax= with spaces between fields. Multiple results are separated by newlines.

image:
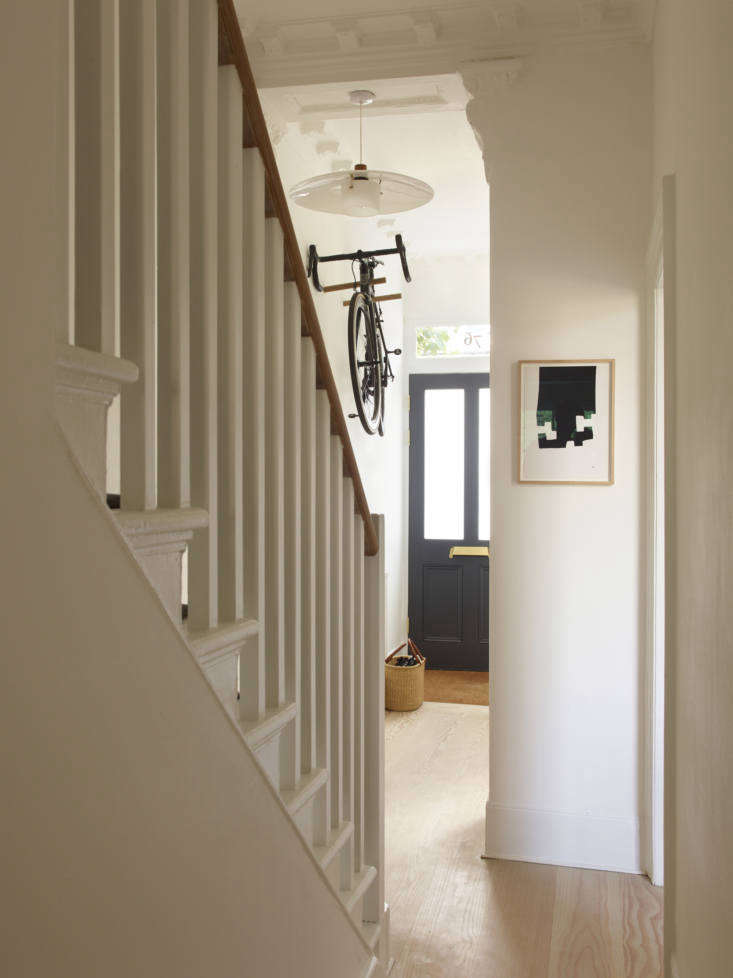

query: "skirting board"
xmin=484 ymin=801 xmax=641 ymax=874
xmin=670 ymin=954 xmax=680 ymax=978
xmin=364 ymin=959 xmax=384 ymax=978
xmin=364 ymin=955 xmax=393 ymax=978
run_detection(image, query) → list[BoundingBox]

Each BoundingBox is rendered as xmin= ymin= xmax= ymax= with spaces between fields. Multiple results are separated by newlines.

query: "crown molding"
xmin=260 ymin=73 xmax=471 ymax=129
xmin=240 ymin=1 xmax=653 ymax=89
xmin=460 ymin=58 xmax=523 ymax=98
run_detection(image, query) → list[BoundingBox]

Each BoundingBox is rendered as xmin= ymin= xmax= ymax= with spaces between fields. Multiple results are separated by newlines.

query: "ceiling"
xmin=254 ymin=3 xmax=654 ymax=263
xmin=238 ymin=0 xmax=655 ymax=88
xmin=261 ymin=75 xmax=490 ymax=259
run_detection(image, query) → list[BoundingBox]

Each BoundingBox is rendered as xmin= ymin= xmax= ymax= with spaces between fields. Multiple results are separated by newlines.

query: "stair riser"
xmin=204 ymin=656 xmax=238 ymax=718
xmin=130 ymin=537 xmax=189 ymax=623
xmin=292 ymin=795 xmax=317 ymax=848
xmin=249 ymin=720 xmax=298 ymax=794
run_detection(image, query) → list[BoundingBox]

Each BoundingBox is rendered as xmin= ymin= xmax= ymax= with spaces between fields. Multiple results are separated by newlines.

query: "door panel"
xmin=423 ymin=564 xmax=463 ymax=642
xmin=409 ymin=373 xmax=489 ymax=671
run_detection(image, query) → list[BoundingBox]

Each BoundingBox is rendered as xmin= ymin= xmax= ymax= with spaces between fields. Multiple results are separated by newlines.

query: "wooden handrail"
xmin=217 ymin=0 xmax=378 ymax=557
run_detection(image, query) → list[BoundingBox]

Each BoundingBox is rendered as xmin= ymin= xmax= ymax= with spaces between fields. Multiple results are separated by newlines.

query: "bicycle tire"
xmin=348 ymin=293 xmax=382 ymax=435
xmin=376 ymin=325 xmax=386 ymax=438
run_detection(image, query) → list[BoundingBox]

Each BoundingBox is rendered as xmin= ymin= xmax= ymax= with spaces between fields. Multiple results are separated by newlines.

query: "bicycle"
xmin=307 ymin=234 xmax=410 ymax=437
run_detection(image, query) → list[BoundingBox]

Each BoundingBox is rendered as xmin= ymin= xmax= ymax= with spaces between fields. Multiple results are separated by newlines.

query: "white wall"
xmin=403 ymin=252 xmax=491 ymax=378
xmin=0 ymin=9 xmax=375 ymax=976
xmin=270 ymin=129 xmax=407 ymax=652
xmin=466 ymin=42 xmax=651 ymax=871
xmin=653 ymin=2 xmax=733 ymax=975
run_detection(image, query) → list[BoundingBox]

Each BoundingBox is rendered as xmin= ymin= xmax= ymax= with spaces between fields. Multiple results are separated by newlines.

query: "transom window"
xmin=416 ymin=324 xmax=490 ymax=358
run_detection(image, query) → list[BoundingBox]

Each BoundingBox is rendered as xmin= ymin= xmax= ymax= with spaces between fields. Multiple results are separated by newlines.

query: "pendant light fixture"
xmin=289 ymin=90 xmax=434 ymax=218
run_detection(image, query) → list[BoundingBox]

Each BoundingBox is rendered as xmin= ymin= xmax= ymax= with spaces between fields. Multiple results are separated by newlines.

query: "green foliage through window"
xmin=416 ymin=324 xmax=491 ymax=358
xmin=416 ymin=327 xmax=452 ymax=357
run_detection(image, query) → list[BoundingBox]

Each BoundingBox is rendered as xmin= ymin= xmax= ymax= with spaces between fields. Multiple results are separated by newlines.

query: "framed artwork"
xmin=518 ymin=359 xmax=615 ymax=485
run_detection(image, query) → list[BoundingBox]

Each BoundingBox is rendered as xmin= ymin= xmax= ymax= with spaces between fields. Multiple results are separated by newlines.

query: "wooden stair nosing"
xmin=344 ymin=864 xmax=378 ymax=914
xmin=55 ymin=340 xmax=139 ymax=387
xmin=188 ymin=618 xmax=259 ymax=666
xmin=314 ymin=820 xmax=354 ymax=870
xmin=240 ymin=702 xmax=297 ymax=751
xmin=281 ymin=767 xmax=328 ymax=816
xmin=114 ymin=507 xmax=209 ymax=537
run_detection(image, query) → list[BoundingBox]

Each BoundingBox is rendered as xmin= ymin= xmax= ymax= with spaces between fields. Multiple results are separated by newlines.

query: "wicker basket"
xmin=385 ymin=639 xmax=426 ymax=712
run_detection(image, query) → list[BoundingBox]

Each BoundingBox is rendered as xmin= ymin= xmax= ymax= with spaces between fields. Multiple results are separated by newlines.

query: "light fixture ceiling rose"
xmin=349 ymin=89 xmax=375 ymax=106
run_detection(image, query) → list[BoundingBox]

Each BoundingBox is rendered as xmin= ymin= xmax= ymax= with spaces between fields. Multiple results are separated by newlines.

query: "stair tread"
xmin=56 ymin=340 xmax=139 ymax=385
xmin=344 ymin=864 xmax=378 ymax=913
xmin=240 ymin=702 xmax=297 ymax=750
xmin=314 ymin=820 xmax=354 ymax=869
xmin=281 ymin=767 xmax=328 ymax=815
xmin=114 ymin=507 xmax=209 ymax=536
xmin=188 ymin=618 xmax=259 ymax=666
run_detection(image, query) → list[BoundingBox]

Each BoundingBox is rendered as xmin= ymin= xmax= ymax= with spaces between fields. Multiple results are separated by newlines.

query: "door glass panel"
xmin=424 ymin=388 xmax=464 ymax=539
xmin=478 ymin=387 xmax=490 ymax=540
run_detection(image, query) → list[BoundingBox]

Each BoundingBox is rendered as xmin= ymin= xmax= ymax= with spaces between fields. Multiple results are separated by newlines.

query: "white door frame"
xmin=644 ymin=175 xmax=675 ymax=887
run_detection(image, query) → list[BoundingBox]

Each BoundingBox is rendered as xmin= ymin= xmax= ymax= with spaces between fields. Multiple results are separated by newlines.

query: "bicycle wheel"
xmin=376 ymin=327 xmax=386 ymax=438
xmin=348 ymin=293 xmax=382 ymax=435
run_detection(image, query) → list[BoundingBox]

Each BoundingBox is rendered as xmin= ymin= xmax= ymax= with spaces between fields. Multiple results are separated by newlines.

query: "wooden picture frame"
xmin=518 ymin=359 xmax=615 ymax=485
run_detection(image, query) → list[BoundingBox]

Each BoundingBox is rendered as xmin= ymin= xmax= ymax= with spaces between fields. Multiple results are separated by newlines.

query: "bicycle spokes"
xmin=348 ymin=293 xmax=382 ymax=435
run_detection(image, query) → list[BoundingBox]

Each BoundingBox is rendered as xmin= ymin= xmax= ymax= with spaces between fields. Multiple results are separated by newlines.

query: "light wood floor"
xmin=385 ymin=703 xmax=663 ymax=978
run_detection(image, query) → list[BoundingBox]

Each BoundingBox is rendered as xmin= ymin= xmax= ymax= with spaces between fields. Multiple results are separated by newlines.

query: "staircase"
xmin=56 ymin=0 xmax=387 ymax=971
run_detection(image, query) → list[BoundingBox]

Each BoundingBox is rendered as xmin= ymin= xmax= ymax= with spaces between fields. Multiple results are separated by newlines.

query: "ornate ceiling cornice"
xmin=239 ymin=1 xmax=655 ymax=89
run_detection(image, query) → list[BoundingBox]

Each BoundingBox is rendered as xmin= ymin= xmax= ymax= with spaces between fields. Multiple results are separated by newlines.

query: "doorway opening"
xmin=408 ymin=372 xmax=489 ymax=707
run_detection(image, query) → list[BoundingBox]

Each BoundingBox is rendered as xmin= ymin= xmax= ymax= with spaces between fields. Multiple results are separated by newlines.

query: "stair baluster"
xmin=240 ymin=147 xmax=267 ymax=721
xmin=188 ymin=0 xmax=219 ymax=632
xmin=364 ymin=515 xmax=387 ymax=959
xmin=342 ymin=478 xmax=356 ymax=880
xmin=315 ymin=391 xmax=333 ymax=845
xmin=283 ymin=284 xmax=303 ymax=789
xmin=119 ymin=0 xmax=156 ymax=512
xmin=264 ymin=218 xmax=286 ymax=716
xmin=216 ymin=63 xmax=244 ymax=630
xmin=74 ymin=0 xmax=119 ymax=356
xmin=330 ymin=436 xmax=345 ymax=839
xmin=354 ymin=516 xmax=366 ymax=876
xmin=300 ymin=340 xmax=319 ymax=776
xmin=157 ymin=0 xmax=191 ymax=511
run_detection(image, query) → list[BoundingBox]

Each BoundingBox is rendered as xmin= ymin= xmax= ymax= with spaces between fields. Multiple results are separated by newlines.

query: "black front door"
xmin=408 ymin=373 xmax=490 ymax=671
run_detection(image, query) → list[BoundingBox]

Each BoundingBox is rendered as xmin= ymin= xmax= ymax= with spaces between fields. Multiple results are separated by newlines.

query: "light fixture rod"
xmin=349 ymin=89 xmax=375 ymax=167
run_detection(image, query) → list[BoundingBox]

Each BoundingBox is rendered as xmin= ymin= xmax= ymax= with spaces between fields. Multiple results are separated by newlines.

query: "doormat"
xmin=423 ymin=670 xmax=488 ymax=707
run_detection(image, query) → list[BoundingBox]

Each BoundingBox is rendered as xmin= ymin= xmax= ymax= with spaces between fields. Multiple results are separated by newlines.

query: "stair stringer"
xmin=2 ymin=422 xmax=384 ymax=978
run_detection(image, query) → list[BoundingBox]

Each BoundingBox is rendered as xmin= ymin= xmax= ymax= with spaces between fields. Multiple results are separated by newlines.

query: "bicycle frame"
xmin=307 ymin=234 xmax=408 ymax=435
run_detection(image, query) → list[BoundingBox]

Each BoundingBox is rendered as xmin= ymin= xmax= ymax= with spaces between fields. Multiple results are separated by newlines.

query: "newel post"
xmin=363 ymin=513 xmax=387 ymax=964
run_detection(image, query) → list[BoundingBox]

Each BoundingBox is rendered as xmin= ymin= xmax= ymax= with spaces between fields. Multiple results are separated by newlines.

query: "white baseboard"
xmin=364 ymin=959 xmax=383 ymax=978
xmin=484 ymin=801 xmax=641 ymax=874
xmin=670 ymin=953 xmax=680 ymax=978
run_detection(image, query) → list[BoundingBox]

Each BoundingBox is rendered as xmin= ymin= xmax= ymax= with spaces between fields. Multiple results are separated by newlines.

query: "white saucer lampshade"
xmin=289 ymin=165 xmax=434 ymax=218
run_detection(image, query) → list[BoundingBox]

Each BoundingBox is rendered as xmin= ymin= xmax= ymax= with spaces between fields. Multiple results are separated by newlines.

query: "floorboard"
xmin=385 ymin=702 xmax=663 ymax=978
